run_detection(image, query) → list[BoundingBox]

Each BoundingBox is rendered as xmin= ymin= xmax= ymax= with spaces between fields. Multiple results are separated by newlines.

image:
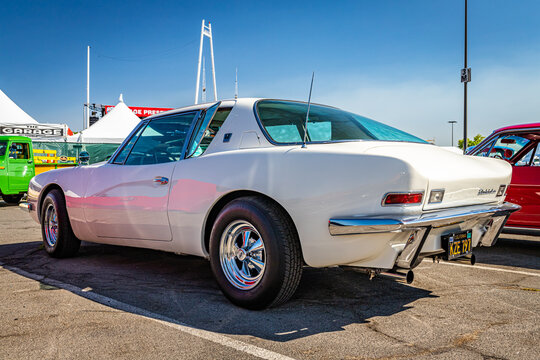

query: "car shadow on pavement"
xmin=473 ymin=238 xmax=540 ymax=271
xmin=0 ymin=241 xmax=435 ymax=342
xmin=0 ymin=202 xmax=19 ymax=208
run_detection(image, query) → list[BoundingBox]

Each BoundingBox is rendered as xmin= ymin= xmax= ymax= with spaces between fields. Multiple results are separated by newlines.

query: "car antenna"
xmin=302 ymin=72 xmax=315 ymax=149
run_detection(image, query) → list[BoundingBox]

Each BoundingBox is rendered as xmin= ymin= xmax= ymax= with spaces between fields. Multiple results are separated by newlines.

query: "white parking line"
xmin=422 ymin=259 xmax=540 ymax=277
xmin=0 ymin=262 xmax=296 ymax=360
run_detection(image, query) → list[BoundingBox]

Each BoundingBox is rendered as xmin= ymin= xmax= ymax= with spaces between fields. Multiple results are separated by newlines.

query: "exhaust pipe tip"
xmin=405 ymin=270 xmax=414 ymax=284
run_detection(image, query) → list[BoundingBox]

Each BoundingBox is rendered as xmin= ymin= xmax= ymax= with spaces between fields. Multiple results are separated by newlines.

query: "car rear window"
xmin=256 ymin=100 xmax=426 ymax=144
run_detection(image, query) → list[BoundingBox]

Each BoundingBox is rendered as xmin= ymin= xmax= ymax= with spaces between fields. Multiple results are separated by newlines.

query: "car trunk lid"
xmin=363 ymin=143 xmax=512 ymax=210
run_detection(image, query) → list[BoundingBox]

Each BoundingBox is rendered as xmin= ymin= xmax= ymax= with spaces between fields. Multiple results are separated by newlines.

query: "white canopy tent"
xmin=0 ymin=88 xmax=39 ymax=124
xmin=69 ymin=94 xmax=141 ymax=144
xmin=0 ymin=88 xmax=70 ymax=138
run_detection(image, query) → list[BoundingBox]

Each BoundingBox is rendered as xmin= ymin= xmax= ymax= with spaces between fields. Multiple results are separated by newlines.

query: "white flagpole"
xmin=86 ymin=45 xmax=90 ymax=129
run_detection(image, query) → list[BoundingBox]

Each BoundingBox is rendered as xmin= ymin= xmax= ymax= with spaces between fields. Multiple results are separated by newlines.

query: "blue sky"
xmin=1 ymin=0 xmax=540 ymax=144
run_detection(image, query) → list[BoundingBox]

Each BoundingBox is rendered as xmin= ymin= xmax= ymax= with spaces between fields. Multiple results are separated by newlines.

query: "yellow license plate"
xmin=443 ymin=230 xmax=472 ymax=260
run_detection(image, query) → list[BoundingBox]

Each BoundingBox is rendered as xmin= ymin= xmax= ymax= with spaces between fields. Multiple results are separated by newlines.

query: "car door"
xmin=506 ymin=141 xmax=540 ymax=228
xmin=7 ymin=141 xmax=34 ymax=192
xmin=83 ymin=111 xmax=198 ymax=241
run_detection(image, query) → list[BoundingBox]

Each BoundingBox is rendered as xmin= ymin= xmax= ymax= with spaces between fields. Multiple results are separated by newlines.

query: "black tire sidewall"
xmin=209 ymin=199 xmax=287 ymax=309
xmin=40 ymin=190 xmax=75 ymax=257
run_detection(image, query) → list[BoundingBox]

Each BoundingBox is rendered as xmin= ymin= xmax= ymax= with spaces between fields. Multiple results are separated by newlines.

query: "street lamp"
xmin=448 ymin=121 xmax=457 ymax=146
xmin=461 ymin=0 xmax=471 ymax=154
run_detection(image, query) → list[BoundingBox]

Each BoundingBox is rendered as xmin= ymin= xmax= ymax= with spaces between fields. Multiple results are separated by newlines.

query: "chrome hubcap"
xmin=219 ymin=220 xmax=266 ymax=290
xmin=44 ymin=204 xmax=58 ymax=247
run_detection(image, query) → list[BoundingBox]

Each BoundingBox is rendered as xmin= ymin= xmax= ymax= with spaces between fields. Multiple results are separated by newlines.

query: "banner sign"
xmin=0 ymin=124 xmax=64 ymax=137
xmin=104 ymin=105 xmax=173 ymax=118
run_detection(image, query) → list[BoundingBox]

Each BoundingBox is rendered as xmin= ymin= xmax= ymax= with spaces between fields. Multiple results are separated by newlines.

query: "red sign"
xmin=104 ymin=105 xmax=173 ymax=118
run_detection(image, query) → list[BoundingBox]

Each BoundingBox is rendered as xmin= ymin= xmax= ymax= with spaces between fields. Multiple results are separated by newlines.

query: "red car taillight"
xmin=383 ymin=192 xmax=423 ymax=206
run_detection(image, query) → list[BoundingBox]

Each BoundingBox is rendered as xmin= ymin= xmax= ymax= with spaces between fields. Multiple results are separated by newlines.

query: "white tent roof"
xmin=71 ymin=94 xmax=141 ymax=144
xmin=0 ymin=89 xmax=39 ymax=124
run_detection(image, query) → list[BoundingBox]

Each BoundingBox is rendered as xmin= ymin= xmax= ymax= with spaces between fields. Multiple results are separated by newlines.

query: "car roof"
xmin=0 ymin=135 xmax=32 ymax=142
xmin=143 ymin=98 xmax=341 ymax=121
xmin=143 ymin=99 xmax=243 ymax=121
xmin=493 ymin=122 xmax=540 ymax=133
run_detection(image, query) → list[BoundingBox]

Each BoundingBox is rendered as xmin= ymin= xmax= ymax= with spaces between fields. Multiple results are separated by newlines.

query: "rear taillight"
xmin=383 ymin=192 xmax=423 ymax=206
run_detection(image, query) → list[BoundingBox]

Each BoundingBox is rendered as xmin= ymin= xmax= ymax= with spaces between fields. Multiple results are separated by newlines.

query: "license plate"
xmin=442 ymin=230 xmax=472 ymax=260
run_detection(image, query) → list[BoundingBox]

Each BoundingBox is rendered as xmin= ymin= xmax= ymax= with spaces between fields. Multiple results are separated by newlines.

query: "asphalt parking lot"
xmin=0 ymin=202 xmax=538 ymax=360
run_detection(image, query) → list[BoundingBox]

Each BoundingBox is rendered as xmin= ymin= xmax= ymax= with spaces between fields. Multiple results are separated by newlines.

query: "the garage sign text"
xmin=0 ymin=126 xmax=64 ymax=137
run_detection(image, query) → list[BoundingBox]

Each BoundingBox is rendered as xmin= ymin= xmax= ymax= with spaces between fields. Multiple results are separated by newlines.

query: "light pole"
xmin=461 ymin=0 xmax=471 ymax=154
xmin=448 ymin=121 xmax=457 ymax=146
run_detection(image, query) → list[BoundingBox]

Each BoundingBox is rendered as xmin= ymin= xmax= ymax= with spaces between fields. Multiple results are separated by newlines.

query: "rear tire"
xmin=209 ymin=196 xmax=303 ymax=309
xmin=40 ymin=189 xmax=80 ymax=258
xmin=2 ymin=194 xmax=23 ymax=205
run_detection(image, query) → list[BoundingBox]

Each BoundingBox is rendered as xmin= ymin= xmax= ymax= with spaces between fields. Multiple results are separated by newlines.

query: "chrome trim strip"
xmin=328 ymin=202 xmax=521 ymax=236
xmin=478 ymin=215 xmax=507 ymax=247
xmin=395 ymin=227 xmax=430 ymax=269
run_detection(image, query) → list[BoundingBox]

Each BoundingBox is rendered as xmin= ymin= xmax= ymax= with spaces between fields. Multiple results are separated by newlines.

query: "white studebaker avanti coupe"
xmin=25 ymin=98 xmax=519 ymax=309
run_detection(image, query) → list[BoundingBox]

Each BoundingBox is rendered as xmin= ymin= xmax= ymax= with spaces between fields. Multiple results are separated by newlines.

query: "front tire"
xmin=40 ymin=189 xmax=80 ymax=258
xmin=209 ymin=196 xmax=303 ymax=309
xmin=2 ymin=194 xmax=23 ymax=204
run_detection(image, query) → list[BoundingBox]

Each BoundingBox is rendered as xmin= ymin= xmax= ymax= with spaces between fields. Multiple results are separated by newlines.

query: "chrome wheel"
xmin=44 ymin=204 xmax=58 ymax=247
xmin=219 ymin=220 xmax=266 ymax=290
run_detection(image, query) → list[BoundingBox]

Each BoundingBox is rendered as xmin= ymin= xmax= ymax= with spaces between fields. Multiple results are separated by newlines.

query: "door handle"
xmin=153 ymin=176 xmax=169 ymax=185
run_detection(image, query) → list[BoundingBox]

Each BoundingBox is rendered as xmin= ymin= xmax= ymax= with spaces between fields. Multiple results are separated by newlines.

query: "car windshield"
xmin=473 ymin=134 xmax=532 ymax=160
xmin=256 ymin=100 xmax=427 ymax=144
xmin=0 ymin=141 xmax=6 ymax=157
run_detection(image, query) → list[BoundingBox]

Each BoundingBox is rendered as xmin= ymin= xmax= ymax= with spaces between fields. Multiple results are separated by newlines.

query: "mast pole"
xmin=195 ymin=20 xmax=205 ymax=104
xmin=462 ymin=0 xmax=468 ymax=153
xmin=86 ymin=45 xmax=90 ymax=129
xmin=208 ymin=22 xmax=217 ymax=101
xmin=235 ymin=67 xmax=238 ymax=99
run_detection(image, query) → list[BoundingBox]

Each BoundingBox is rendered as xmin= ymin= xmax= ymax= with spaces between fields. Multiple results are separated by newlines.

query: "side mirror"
xmin=79 ymin=151 xmax=90 ymax=165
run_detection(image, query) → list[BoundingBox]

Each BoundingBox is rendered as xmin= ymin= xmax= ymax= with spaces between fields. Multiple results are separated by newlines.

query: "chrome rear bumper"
xmin=329 ymin=202 xmax=521 ymax=269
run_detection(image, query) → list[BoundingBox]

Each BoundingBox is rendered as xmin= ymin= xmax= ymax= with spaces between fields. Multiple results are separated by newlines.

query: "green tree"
xmin=458 ymin=134 xmax=485 ymax=150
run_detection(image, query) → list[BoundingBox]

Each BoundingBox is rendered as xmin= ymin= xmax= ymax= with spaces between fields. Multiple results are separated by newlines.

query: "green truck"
xmin=0 ymin=136 xmax=35 ymax=204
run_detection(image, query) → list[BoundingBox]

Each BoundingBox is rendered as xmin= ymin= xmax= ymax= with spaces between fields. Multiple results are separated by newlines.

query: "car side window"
xmin=483 ymin=135 xmax=530 ymax=160
xmin=514 ymin=145 xmax=535 ymax=166
xmin=475 ymin=138 xmax=496 ymax=157
xmin=186 ymin=102 xmax=221 ymax=158
xmin=112 ymin=124 xmax=146 ymax=164
xmin=124 ymin=112 xmax=196 ymax=166
xmin=9 ymin=143 xmax=29 ymax=160
xmin=531 ymin=144 xmax=540 ymax=166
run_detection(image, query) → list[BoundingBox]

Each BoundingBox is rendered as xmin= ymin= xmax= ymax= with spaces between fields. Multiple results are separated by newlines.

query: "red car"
xmin=469 ymin=122 xmax=540 ymax=240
